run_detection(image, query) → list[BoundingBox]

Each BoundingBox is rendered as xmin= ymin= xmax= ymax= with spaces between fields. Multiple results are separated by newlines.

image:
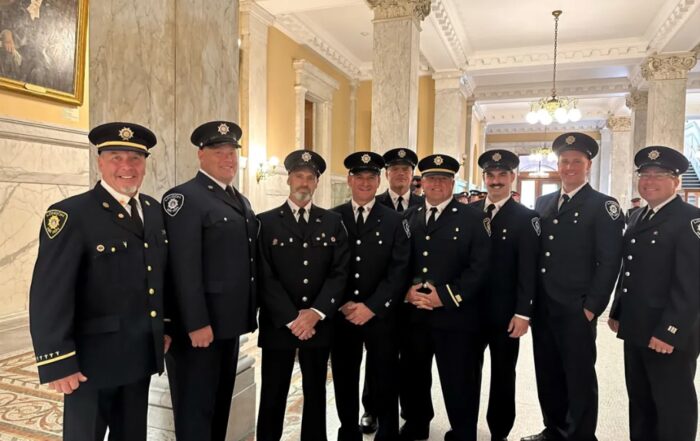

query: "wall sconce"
xmin=256 ymin=156 xmax=279 ymax=183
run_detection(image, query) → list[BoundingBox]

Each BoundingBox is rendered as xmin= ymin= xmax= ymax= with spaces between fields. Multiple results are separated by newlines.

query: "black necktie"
xmin=356 ymin=206 xmax=365 ymax=229
xmin=396 ymin=196 xmax=404 ymax=212
xmin=225 ymin=185 xmax=243 ymax=211
xmin=297 ymin=207 xmax=308 ymax=225
xmin=128 ymin=198 xmax=144 ymax=233
xmin=486 ymin=203 xmax=496 ymax=220
xmin=427 ymin=207 xmax=438 ymax=227
xmin=558 ymin=194 xmax=570 ymax=212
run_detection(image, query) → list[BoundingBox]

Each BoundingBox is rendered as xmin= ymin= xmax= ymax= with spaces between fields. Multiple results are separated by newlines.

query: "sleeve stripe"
xmin=36 ymin=351 xmax=76 ymax=367
xmin=446 ymin=284 xmax=460 ymax=307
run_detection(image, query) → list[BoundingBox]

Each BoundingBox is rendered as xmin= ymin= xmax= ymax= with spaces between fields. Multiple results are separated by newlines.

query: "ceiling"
xmin=256 ymin=0 xmax=700 ymax=129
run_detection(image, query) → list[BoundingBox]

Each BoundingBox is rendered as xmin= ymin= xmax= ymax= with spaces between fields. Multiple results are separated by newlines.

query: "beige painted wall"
xmin=266 ymin=27 xmax=352 ymax=175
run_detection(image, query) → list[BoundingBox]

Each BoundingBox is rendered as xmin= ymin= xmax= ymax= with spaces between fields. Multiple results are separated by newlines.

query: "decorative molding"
xmin=626 ymin=89 xmax=648 ymax=111
xmin=427 ymin=0 xmax=468 ymax=69
xmin=473 ymin=77 xmax=631 ymax=102
xmin=467 ymin=39 xmax=647 ymax=70
xmin=629 ymin=64 xmax=647 ymax=90
xmin=646 ymin=0 xmax=699 ymax=52
xmin=0 ymin=117 xmax=89 ymax=149
xmin=641 ymin=52 xmax=698 ymax=80
xmin=432 ymin=70 xmax=473 ymax=97
xmin=606 ymin=116 xmax=632 ymax=131
xmin=485 ymin=121 xmax=603 ymax=135
xmin=367 ymin=0 xmax=432 ymax=22
xmin=274 ymin=14 xmax=363 ymax=79
xmin=239 ymin=0 xmax=275 ymax=28
xmin=293 ymin=59 xmax=341 ymax=102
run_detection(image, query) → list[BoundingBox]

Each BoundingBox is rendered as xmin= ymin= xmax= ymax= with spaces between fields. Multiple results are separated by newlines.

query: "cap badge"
xmin=217 ymin=123 xmax=230 ymax=135
xmin=398 ymin=149 xmax=407 ymax=158
xmin=565 ymin=135 xmax=576 ymax=145
xmin=361 ymin=154 xmax=371 ymax=164
xmin=301 ymin=152 xmax=312 ymax=162
xmin=118 ymin=127 xmax=134 ymax=141
xmin=492 ymin=152 xmax=502 ymax=162
xmin=434 ymin=156 xmax=444 ymax=166
xmin=648 ymin=150 xmax=660 ymax=160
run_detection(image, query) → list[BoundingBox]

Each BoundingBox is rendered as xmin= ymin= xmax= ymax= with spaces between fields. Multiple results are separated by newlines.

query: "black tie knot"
xmin=356 ymin=206 xmax=365 ymax=229
xmin=427 ymin=207 xmax=438 ymax=227
xmin=396 ymin=196 xmax=404 ymax=212
xmin=128 ymin=198 xmax=144 ymax=233
xmin=486 ymin=203 xmax=496 ymax=219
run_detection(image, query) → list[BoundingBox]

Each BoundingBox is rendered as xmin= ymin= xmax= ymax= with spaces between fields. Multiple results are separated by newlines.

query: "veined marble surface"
xmin=433 ymin=87 xmax=467 ymax=162
xmin=371 ymin=16 xmax=420 ymax=152
xmin=646 ymin=79 xmax=688 ymax=151
xmin=0 ymin=118 xmax=89 ymax=317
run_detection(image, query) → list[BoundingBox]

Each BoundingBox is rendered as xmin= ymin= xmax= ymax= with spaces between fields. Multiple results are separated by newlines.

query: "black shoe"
xmin=521 ymin=430 xmax=553 ymax=441
xmin=360 ymin=412 xmax=378 ymax=434
xmin=399 ymin=423 xmax=429 ymax=441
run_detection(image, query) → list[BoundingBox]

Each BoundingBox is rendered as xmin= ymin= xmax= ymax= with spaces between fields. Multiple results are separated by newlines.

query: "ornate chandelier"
xmin=525 ymin=10 xmax=582 ymax=126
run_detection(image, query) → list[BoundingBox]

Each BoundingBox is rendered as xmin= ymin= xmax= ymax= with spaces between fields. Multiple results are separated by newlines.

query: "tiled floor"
xmin=1 ymin=315 xmax=698 ymax=440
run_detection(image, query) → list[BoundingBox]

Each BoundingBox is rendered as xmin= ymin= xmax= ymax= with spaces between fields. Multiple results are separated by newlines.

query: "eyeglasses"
xmin=636 ymin=172 xmax=676 ymax=180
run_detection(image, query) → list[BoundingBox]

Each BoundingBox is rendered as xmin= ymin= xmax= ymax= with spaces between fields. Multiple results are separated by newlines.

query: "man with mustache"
xmin=162 ymin=121 xmax=257 ymax=441
xmin=400 ymin=154 xmax=491 ymax=441
xmin=29 ymin=122 xmax=168 ymax=441
xmin=524 ymin=132 xmax=624 ymax=441
xmin=609 ymin=146 xmax=700 ymax=441
xmin=256 ymin=150 xmax=350 ymax=441
xmin=472 ymin=150 xmax=540 ymax=441
xmin=331 ymin=151 xmax=411 ymax=441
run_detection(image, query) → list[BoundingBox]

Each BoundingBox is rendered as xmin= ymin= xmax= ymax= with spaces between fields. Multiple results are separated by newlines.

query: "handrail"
xmin=685 ymin=121 xmax=700 ymax=181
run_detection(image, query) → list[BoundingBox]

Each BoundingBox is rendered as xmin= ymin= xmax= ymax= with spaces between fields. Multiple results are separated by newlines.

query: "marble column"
xmin=432 ymin=71 xmax=469 ymax=170
xmin=593 ymin=127 xmax=612 ymax=192
xmin=626 ymin=89 xmax=648 ymax=198
xmin=368 ymin=0 xmax=431 ymax=153
xmin=641 ymin=52 xmax=697 ymax=152
xmin=464 ymin=99 xmax=476 ymax=183
xmin=349 ymin=80 xmax=359 ymax=151
xmin=606 ymin=116 xmax=634 ymax=208
xmin=90 ymin=0 xmax=240 ymax=199
xmin=240 ymin=0 xmax=273 ymax=212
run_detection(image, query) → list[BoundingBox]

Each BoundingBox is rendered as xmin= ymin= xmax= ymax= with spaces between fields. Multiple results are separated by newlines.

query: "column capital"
xmin=625 ymin=89 xmax=648 ymax=111
xmin=367 ymin=0 xmax=431 ymax=22
xmin=606 ymin=116 xmax=632 ymax=132
xmin=641 ymin=52 xmax=698 ymax=81
xmin=432 ymin=71 xmax=474 ymax=98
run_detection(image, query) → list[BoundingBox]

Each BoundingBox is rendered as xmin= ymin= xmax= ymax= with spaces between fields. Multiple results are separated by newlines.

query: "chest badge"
xmin=531 ymin=217 xmax=541 ymax=236
xmin=163 ymin=193 xmax=184 ymax=217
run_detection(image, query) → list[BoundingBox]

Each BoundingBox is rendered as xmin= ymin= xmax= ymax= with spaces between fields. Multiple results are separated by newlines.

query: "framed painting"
xmin=0 ymin=0 xmax=88 ymax=105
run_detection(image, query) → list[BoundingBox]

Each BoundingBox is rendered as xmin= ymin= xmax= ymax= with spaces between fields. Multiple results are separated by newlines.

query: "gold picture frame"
xmin=0 ymin=0 xmax=88 ymax=105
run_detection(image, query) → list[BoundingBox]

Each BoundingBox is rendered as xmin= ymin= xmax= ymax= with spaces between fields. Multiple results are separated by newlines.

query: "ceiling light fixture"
xmin=525 ymin=10 xmax=582 ymax=126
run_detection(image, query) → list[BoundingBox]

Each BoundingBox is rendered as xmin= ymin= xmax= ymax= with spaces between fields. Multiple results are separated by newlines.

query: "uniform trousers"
xmin=532 ymin=306 xmax=598 ymax=441
xmin=63 ymin=376 xmax=151 ymax=441
xmin=624 ymin=342 xmax=698 ymax=441
xmin=331 ymin=316 xmax=399 ymax=441
xmin=433 ymin=329 xmax=482 ymax=441
xmin=167 ymin=337 xmax=240 ymax=441
xmin=398 ymin=320 xmax=435 ymax=433
xmin=257 ymin=346 xmax=331 ymax=441
xmin=479 ymin=324 xmax=520 ymax=439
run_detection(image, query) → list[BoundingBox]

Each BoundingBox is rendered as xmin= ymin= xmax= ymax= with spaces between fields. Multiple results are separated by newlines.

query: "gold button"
xmin=96 ymin=244 xmax=105 ymax=252
xmin=423 ymin=251 xmax=428 ymax=256
xmin=150 ymin=311 xmax=157 ymax=318
xmin=148 ymin=288 xmax=155 ymax=295
xmin=144 ymin=242 xmax=149 ymax=248
xmin=118 ymin=213 xmax=125 ymax=219
xmin=147 ymin=265 xmax=152 ymax=272
xmin=111 ymin=247 xmax=116 ymax=252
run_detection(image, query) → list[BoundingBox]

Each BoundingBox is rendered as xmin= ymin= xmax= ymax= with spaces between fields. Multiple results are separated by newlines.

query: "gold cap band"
xmin=96 ymin=141 xmax=148 ymax=152
xmin=421 ymin=168 xmax=456 ymax=175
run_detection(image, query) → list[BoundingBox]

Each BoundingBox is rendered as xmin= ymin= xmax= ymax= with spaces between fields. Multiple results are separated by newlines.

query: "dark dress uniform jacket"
xmin=163 ymin=172 xmax=257 ymax=339
xmin=332 ymin=201 xmax=411 ymax=316
xmin=403 ymin=199 xmax=491 ymax=331
xmin=471 ymin=198 xmax=540 ymax=326
xmin=257 ymin=203 xmax=350 ymax=349
xmin=611 ymin=197 xmax=700 ymax=354
xmin=29 ymin=184 xmax=167 ymax=389
xmin=376 ymin=190 xmax=423 ymax=211
xmin=535 ymin=184 xmax=625 ymax=316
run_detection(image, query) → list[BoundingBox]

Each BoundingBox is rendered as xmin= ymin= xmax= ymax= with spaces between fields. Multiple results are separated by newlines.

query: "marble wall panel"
xmin=371 ymin=17 xmax=419 ymax=152
xmin=433 ymin=88 xmax=466 ymax=162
